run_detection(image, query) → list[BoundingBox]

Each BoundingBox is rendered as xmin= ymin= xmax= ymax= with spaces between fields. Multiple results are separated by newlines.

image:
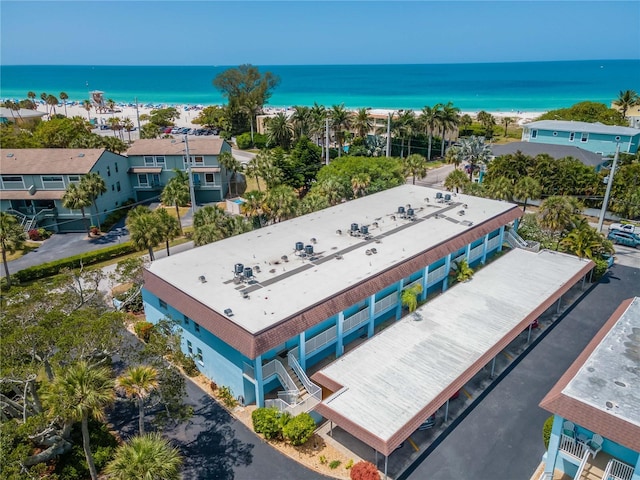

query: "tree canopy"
xmin=536 ymin=101 xmax=626 ymax=125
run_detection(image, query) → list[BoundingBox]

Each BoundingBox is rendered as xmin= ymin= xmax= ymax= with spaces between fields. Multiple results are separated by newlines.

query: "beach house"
xmin=521 ymin=120 xmax=640 ymax=156
xmin=124 ymin=137 xmax=231 ymax=204
xmin=539 ymin=297 xmax=640 ymax=480
xmin=490 ymin=142 xmax=607 ymax=170
xmin=0 ymin=107 xmax=47 ymax=125
xmin=0 ymin=148 xmax=132 ymax=232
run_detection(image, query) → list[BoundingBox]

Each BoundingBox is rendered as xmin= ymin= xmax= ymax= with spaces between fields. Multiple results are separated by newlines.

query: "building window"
xmin=0 ymin=176 xmax=24 ymax=189
xmin=115 ymin=162 xmax=118 ymax=173
xmin=183 ymin=315 xmax=190 ymax=325
xmin=194 ymin=322 xmax=200 ymax=333
xmin=530 ymin=130 xmax=537 ymax=139
xmin=138 ymin=174 xmax=149 ymax=187
xmin=581 ymin=132 xmax=589 ymax=143
xmin=156 ymin=156 xmax=165 ymax=168
xmin=116 ymin=181 xmax=121 ymax=192
xmin=68 ymin=175 xmax=81 ymax=184
xmin=41 ymin=175 xmax=64 ymax=189
xmin=183 ymin=155 xmax=205 ymax=168
xmin=196 ymin=348 xmax=203 ymax=364
xmin=111 ymin=184 xmax=115 ymax=191
xmin=187 ymin=340 xmax=193 ymax=355
xmin=107 ymin=166 xmax=111 ymax=177
xmin=144 ymin=156 xmax=155 ymax=166
xmin=159 ymin=299 xmax=167 ymax=309
xmin=569 ymin=132 xmax=575 ymax=142
xmin=204 ymin=173 xmax=216 ymax=185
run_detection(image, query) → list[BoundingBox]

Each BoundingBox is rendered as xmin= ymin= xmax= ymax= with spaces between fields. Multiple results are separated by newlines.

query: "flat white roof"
xmin=316 ymin=249 xmax=591 ymax=443
xmin=564 ymin=297 xmax=640 ymax=426
xmin=147 ymin=185 xmax=518 ymax=334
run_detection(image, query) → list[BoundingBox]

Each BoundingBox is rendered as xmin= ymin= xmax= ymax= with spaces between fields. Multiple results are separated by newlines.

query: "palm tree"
xmin=351 ymin=173 xmax=371 ymax=198
xmin=445 ymin=144 xmax=464 ymax=169
xmin=316 ymin=177 xmax=345 ymax=206
xmin=219 ymin=151 xmax=242 ymax=197
xmin=161 ymin=175 xmax=190 ymax=235
xmin=27 ymin=91 xmax=37 ymax=109
xmin=0 ymin=212 xmax=26 ymax=288
xmin=298 ymin=191 xmax=329 ymax=215
xmin=241 ymin=94 xmax=263 ymax=145
xmin=122 ymin=118 xmax=135 ymax=143
xmin=59 ymin=92 xmax=69 ymax=116
xmin=418 ymin=104 xmax=442 ymax=160
xmin=444 ymin=169 xmax=471 ymax=193
xmin=538 ymin=196 xmax=577 ymax=248
xmin=400 ymin=284 xmax=422 ymax=312
xmin=501 ymin=116 xmax=513 ymax=137
xmin=476 ymin=111 xmax=496 ymax=138
xmin=329 ymin=104 xmax=352 ymax=157
xmin=105 ymin=433 xmax=182 ymax=480
xmin=106 ymin=98 xmax=116 ymax=114
xmin=244 ymin=156 xmax=263 ymax=192
xmin=309 ymin=103 xmax=327 ymax=155
xmin=265 ymin=185 xmax=299 ymax=223
xmin=193 ymin=205 xmax=233 ymax=246
xmin=513 ymin=177 xmax=542 ymax=213
xmin=155 ymin=208 xmax=180 ymax=257
xmin=459 ymin=136 xmax=493 ymax=181
xmin=46 ymin=361 xmax=115 ymax=480
xmin=459 ymin=114 xmax=473 ymax=136
xmin=560 ymin=226 xmax=612 ymax=260
xmin=46 ymin=94 xmax=59 ymax=116
xmin=403 ymin=154 xmax=427 ymax=185
xmin=80 ymin=172 xmax=107 ymax=230
xmin=107 ymin=116 xmax=122 ymax=138
xmin=485 ymin=176 xmax=513 ymax=201
xmin=613 ymin=89 xmax=639 ymax=118
xmin=265 ymin=113 xmax=293 ymax=149
xmin=439 ymin=102 xmax=460 ymax=157
xmin=289 ymin=105 xmax=312 ymax=140
xmin=62 ymin=182 xmax=92 ymax=237
xmin=82 ymin=99 xmax=92 ymax=122
xmin=242 ymin=190 xmax=267 ymax=227
xmin=40 ymin=92 xmax=48 ymax=113
xmin=116 ymin=366 xmax=159 ymax=435
xmin=352 ymin=108 xmax=373 ymax=140
xmin=126 ymin=206 xmax=162 ymax=261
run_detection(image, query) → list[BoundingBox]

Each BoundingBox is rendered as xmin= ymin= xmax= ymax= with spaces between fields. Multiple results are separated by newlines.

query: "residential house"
xmin=0 ymin=148 xmax=132 ymax=232
xmin=124 ymin=137 xmax=231 ymax=204
xmin=490 ymin=142 xmax=608 ymax=171
xmin=521 ymin=120 xmax=640 ymax=156
xmin=539 ymin=297 xmax=640 ymax=480
xmin=0 ymin=107 xmax=47 ymax=125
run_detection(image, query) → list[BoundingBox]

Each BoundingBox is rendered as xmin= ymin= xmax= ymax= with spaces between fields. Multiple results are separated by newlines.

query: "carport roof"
xmin=312 ymin=249 xmax=594 ymax=456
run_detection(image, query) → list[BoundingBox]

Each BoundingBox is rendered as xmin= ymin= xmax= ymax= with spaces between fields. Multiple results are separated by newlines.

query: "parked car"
xmin=608 ymin=222 xmax=639 ymax=235
xmin=607 ymin=230 xmax=640 ymax=248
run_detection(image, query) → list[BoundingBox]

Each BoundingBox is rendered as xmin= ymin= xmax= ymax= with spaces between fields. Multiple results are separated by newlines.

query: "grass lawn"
xmin=5 ymin=241 xmax=41 ymax=261
xmin=159 ymin=205 xmax=190 ymax=218
xmin=244 ymin=175 xmax=265 ymax=193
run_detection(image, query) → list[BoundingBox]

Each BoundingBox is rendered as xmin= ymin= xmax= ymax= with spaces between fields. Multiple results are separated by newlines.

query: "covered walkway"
xmin=312 ymin=249 xmax=594 ymax=477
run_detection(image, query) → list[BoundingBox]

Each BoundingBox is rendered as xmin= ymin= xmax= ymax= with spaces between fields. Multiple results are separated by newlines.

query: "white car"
xmin=608 ymin=223 xmax=639 ymax=234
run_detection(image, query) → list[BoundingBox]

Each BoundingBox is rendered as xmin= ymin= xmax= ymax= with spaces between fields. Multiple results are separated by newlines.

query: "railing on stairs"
xmin=506 ymin=227 xmax=540 ymax=252
xmin=574 ymin=450 xmax=591 ymax=480
xmin=603 ymin=458 xmax=635 ymax=480
xmin=287 ymin=351 xmax=321 ymax=402
xmin=538 ymin=473 xmax=553 ymax=480
xmin=6 ymin=209 xmax=28 ymax=230
xmin=262 ymin=359 xmax=298 ymax=393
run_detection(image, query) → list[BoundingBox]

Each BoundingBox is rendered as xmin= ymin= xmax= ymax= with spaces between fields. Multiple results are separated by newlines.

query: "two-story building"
xmin=0 ymin=148 xmax=132 ymax=232
xmin=539 ymin=297 xmax=640 ymax=480
xmin=125 ymin=137 xmax=231 ymax=204
xmin=521 ymin=120 xmax=640 ymax=156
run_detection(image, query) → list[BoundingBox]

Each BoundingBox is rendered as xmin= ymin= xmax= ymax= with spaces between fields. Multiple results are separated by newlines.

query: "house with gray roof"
xmin=521 ymin=120 xmax=640 ymax=156
xmin=0 ymin=107 xmax=47 ymax=124
xmin=490 ymin=142 xmax=607 ymax=169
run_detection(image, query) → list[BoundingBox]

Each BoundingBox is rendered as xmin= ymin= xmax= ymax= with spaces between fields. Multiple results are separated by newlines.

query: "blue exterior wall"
xmin=524 ymin=128 xmax=640 ymax=156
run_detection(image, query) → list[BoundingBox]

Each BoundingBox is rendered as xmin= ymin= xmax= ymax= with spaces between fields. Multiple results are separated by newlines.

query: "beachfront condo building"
xmin=125 ymin=137 xmax=231 ymax=204
xmin=521 ymin=120 xmax=640 ymax=156
xmin=141 ymin=184 xmax=525 ymax=410
xmin=0 ymin=148 xmax=132 ymax=232
xmin=539 ymin=297 xmax=640 ymax=480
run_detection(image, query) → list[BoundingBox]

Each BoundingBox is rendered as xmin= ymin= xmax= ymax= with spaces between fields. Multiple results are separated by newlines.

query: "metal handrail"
xmin=606 ymin=458 xmax=635 ymax=480
xmin=559 ymin=433 xmax=586 ymax=459
xmin=287 ymin=351 xmax=321 ymax=400
xmin=262 ymin=359 xmax=298 ymax=393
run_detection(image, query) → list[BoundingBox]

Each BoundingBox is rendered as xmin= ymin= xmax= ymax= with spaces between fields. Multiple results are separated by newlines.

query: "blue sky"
xmin=1 ymin=1 xmax=639 ymax=65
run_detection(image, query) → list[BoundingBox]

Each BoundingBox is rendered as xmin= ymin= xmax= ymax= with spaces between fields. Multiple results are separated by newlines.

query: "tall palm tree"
xmin=309 ymin=103 xmax=327 ymax=155
xmin=444 ymin=169 xmax=471 ymax=193
xmin=351 ymin=173 xmax=371 ymax=198
xmin=0 ymin=212 xmax=26 ymax=288
xmin=459 ymin=136 xmax=493 ymax=181
xmin=107 ymin=116 xmax=122 ymax=139
xmin=219 ymin=151 xmax=242 ymax=197
xmin=289 ymin=105 xmax=312 ymax=140
xmin=82 ymin=99 xmax=92 ymax=122
xmin=329 ymin=104 xmax=352 ymax=157
xmin=27 ymin=91 xmax=37 ymax=109
xmin=240 ymin=94 xmax=263 ymax=145
xmin=513 ymin=176 xmax=542 ymax=213
xmin=613 ymin=89 xmax=639 ymax=118
xmin=439 ymin=102 xmax=461 ymax=156
xmin=538 ymin=196 xmax=577 ymax=248
xmin=122 ymin=118 xmax=135 ymax=143
xmin=459 ymin=114 xmax=473 ymax=136
xmin=445 ymin=144 xmax=464 ymax=169
xmin=116 ymin=366 xmax=159 ymax=435
xmin=80 ymin=172 xmax=107 ymax=230
xmin=46 ymin=361 xmax=115 ymax=480
xmin=485 ymin=176 xmax=513 ymax=201
xmin=265 ymin=113 xmax=293 ymax=149
xmin=126 ymin=206 xmax=162 ymax=261
xmin=62 ymin=182 xmax=92 ymax=237
xmin=501 ymin=116 xmax=514 ymax=137
xmin=46 ymin=94 xmax=59 ymax=116
xmin=241 ymin=190 xmax=267 ymax=227
xmin=418 ymin=104 xmax=442 ymax=160
xmin=476 ymin=111 xmax=496 ymax=138
xmin=352 ymin=108 xmax=373 ymax=140
xmin=105 ymin=433 xmax=182 ymax=480
xmin=265 ymin=184 xmax=299 ymax=223
xmin=161 ymin=175 xmax=190 ymax=235
xmin=40 ymin=92 xmax=48 ymax=113
xmin=155 ymin=208 xmax=180 ymax=257
xmin=59 ymin=92 xmax=69 ymax=116
xmin=403 ymin=154 xmax=427 ymax=185
xmin=396 ymin=110 xmax=416 ymax=158
xmin=244 ymin=156 xmax=263 ymax=192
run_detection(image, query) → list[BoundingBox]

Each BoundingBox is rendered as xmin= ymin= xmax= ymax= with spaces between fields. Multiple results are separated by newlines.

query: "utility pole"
xmin=183 ymin=135 xmax=198 ymax=215
xmin=135 ymin=97 xmax=141 ymax=133
xmin=386 ymin=112 xmax=391 ymax=157
xmin=597 ymin=142 xmax=620 ymax=232
xmin=325 ymin=116 xmax=330 ymax=166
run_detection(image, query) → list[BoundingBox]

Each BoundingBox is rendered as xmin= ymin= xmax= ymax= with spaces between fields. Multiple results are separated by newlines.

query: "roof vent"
xmin=370 ymin=248 xmax=377 ymax=254
xmin=350 ymin=223 xmax=359 ymax=232
xmin=254 ymin=265 xmax=261 ymax=273
xmin=198 ymin=275 xmax=207 ymax=283
xmin=224 ymin=308 xmax=234 ymax=317
xmin=365 ymin=249 xmax=372 ymax=256
xmin=281 ymin=255 xmax=288 ymax=262
xmin=6 ymin=153 xmax=14 ymax=158
xmin=310 ymin=237 xmax=317 ymax=244
xmin=295 ymin=241 xmax=304 ymax=251
xmin=28 ymin=184 xmax=37 ymax=196
xmin=336 ymin=229 xmax=342 ymax=235
xmin=335 ymin=254 xmax=343 ymax=260
xmin=390 ymin=215 xmax=396 ymax=221
xmin=397 ymin=206 xmax=405 ymax=214
xmin=78 ymin=153 xmax=85 ymax=157
xmin=234 ymin=263 xmax=244 ymax=275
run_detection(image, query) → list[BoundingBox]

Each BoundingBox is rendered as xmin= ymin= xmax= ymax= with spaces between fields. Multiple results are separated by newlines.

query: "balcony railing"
xmin=558 ymin=433 xmax=587 ymax=460
xmin=343 ymin=307 xmax=370 ymax=333
xmin=604 ymin=458 xmax=635 ymax=480
xmin=374 ymin=292 xmax=397 ymax=312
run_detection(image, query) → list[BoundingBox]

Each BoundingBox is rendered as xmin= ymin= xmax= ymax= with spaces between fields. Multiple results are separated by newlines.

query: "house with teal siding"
xmin=0 ymin=148 xmax=132 ymax=232
xmin=141 ymin=185 xmax=523 ymax=411
xmin=521 ymin=120 xmax=640 ymax=156
xmin=124 ymin=137 xmax=231 ymax=204
xmin=539 ymin=297 xmax=640 ymax=480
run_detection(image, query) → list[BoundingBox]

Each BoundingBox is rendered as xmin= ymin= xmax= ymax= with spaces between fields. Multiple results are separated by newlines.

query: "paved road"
xmin=402 ymin=261 xmax=640 ymax=480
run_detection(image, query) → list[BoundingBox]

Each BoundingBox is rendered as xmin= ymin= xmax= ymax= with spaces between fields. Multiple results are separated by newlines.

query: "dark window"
xmin=196 ymin=348 xmax=203 ymax=363
xmin=194 ymin=322 xmax=200 ymax=333
xmin=183 ymin=315 xmax=190 ymax=325
xmin=116 ymin=181 xmax=121 ymax=192
xmin=187 ymin=341 xmax=193 ymax=355
xmin=159 ymin=299 xmax=167 ymax=309
xmin=111 ymin=184 xmax=115 ymax=191
xmin=115 ymin=162 xmax=119 ymax=173
xmin=107 ymin=166 xmax=111 ymax=177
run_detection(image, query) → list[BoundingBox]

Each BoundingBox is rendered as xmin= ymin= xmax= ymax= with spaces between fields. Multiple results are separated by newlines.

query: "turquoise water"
xmin=1 ymin=60 xmax=638 ymax=111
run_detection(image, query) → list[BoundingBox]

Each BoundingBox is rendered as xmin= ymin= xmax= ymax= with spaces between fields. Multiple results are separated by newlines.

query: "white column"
xmin=298 ymin=331 xmax=306 ymax=370
xmin=368 ymin=294 xmax=376 ymax=337
xmin=421 ymin=265 xmax=429 ymax=301
xmin=336 ymin=312 xmax=344 ymax=357
xmin=481 ymin=233 xmax=489 ymax=264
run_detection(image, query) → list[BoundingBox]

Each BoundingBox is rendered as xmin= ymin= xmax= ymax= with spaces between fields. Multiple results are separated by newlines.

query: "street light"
xmin=183 ymin=135 xmax=198 ymax=215
xmin=597 ymin=142 xmax=620 ymax=232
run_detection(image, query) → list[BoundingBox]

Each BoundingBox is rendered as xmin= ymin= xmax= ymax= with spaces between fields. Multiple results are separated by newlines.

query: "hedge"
xmin=13 ymin=241 xmax=138 ymax=283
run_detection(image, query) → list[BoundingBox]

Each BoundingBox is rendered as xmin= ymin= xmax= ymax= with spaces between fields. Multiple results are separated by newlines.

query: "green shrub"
xmin=319 ymin=455 xmax=327 ymax=465
xmin=592 ymin=257 xmax=609 ymax=282
xmin=282 ymin=412 xmax=316 ymax=446
xmin=115 ymin=285 xmax=143 ymax=313
xmin=13 ymin=242 xmax=138 ymax=283
xmin=217 ymin=385 xmax=237 ymax=408
xmin=345 ymin=459 xmax=354 ymax=469
xmin=252 ymin=133 xmax=268 ymax=149
xmin=329 ymin=460 xmax=341 ymax=469
xmin=252 ymin=407 xmax=283 ymax=440
xmin=236 ymin=132 xmax=253 ymax=149
xmin=173 ymin=350 xmax=199 ymax=376
xmin=543 ymin=416 xmax=554 ymax=449
xmin=133 ymin=321 xmax=154 ymax=342
xmin=102 ymin=198 xmax=136 ymax=231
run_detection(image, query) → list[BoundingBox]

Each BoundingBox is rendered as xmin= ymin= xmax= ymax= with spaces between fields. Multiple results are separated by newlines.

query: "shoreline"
xmin=37 ymin=102 xmax=545 ymax=130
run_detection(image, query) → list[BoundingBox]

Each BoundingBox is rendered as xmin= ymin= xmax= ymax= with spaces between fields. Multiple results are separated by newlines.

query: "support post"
xmin=336 ymin=312 xmax=344 ymax=357
xmin=254 ymin=354 xmax=264 ymax=407
xmin=527 ymin=324 xmax=532 ymax=344
xmin=557 ymin=295 xmax=562 ymax=314
xmin=581 ymin=275 xmax=586 ymax=291
xmin=396 ymin=278 xmax=405 ymax=320
xmin=490 ymin=357 xmax=496 ymax=378
xmin=368 ymin=294 xmax=376 ymax=337
xmin=421 ymin=265 xmax=429 ymax=301
xmin=384 ymin=455 xmax=388 ymax=480
xmin=442 ymin=253 xmax=452 ymax=292
xmin=481 ymin=233 xmax=489 ymax=264
xmin=298 ymin=331 xmax=306 ymax=370
xmin=597 ymin=142 xmax=620 ymax=232
xmin=445 ymin=399 xmax=450 ymax=422
xmin=498 ymin=225 xmax=505 ymax=252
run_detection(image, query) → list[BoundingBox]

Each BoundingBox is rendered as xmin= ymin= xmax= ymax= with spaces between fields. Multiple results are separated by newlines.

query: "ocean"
xmin=1 ymin=60 xmax=638 ymax=112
